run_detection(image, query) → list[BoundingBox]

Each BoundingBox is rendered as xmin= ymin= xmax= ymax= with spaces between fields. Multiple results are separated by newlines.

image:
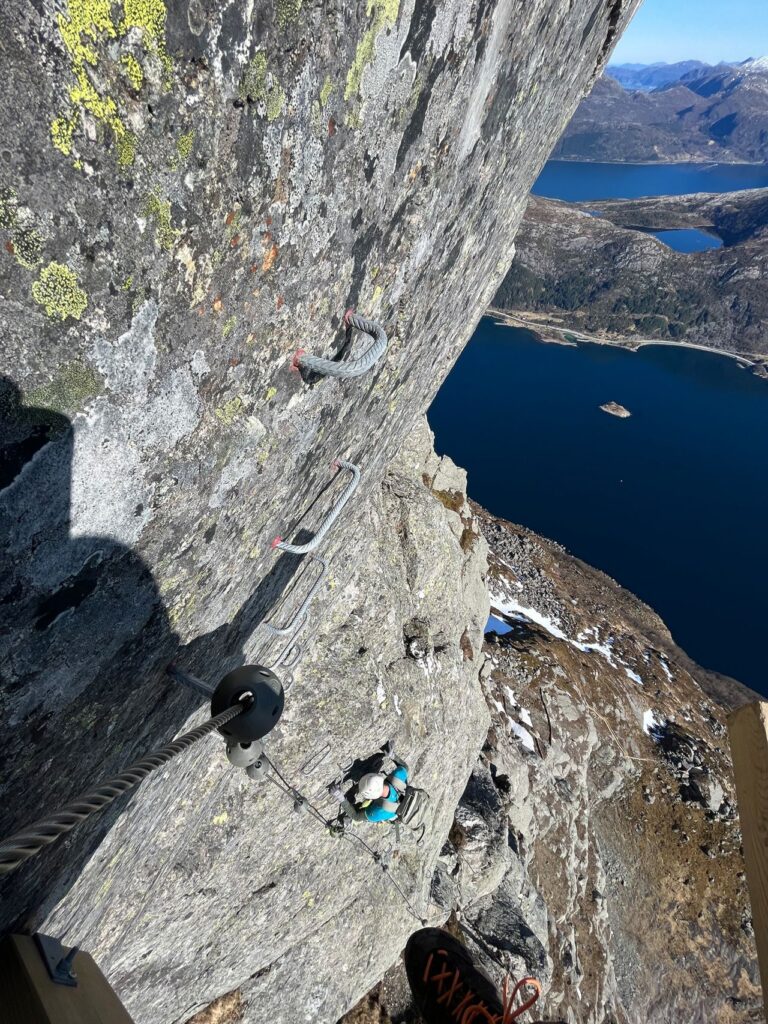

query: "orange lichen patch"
xmin=225 ymin=211 xmax=236 ymax=226
xmin=265 ymin=216 xmax=272 ymax=226
xmin=262 ymin=244 xmax=278 ymax=272
xmin=5 ymin=241 xmax=14 ymax=254
xmin=328 ymin=117 xmax=337 ymax=136
xmin=212 ymin=294 xmax=223 ymax=312
xmin=230 ymin=234 xmax=240 ymax=247
xmin=276 ymin=294 xmax=285 ymax=310
xmin=197 ymin=304 xmax=206 ymax=315
xmin=250 ymin=264 xmax=259 ymax=273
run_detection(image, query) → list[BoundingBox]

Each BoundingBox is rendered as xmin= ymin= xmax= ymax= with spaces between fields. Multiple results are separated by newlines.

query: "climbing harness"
xmin=0 ymin=665 xmax=284 ymax=876
xmin=253 ymin=752 xmax=428 ymax=925
xmin=272 ymin=459 xmax=360 ymax=555
xmin=292 ymin=310 xmax=388 ymax=379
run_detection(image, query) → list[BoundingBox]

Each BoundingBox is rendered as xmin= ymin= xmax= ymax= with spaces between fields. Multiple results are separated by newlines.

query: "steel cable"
xmin=0 ymin=701 xmax=246 ymax=876
xmin=262 ymin=754 xmax=426 ymax=924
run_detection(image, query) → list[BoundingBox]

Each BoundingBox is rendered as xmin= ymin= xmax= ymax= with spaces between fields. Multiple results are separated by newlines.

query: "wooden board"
xmin=728 ymin=700 xmax=768 ymax=1012
xmin=0 ymin=935 xmax=134 ymax=1024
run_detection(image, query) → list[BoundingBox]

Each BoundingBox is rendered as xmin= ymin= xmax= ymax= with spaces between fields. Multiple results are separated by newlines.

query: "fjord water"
xmin=533 ymin=160 xmax=768 ymax=201
xmin=429 ymin=321 xmax=768 ymax=693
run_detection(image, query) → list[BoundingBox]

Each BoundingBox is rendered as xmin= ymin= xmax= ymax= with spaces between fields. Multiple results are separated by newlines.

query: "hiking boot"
xmin=404 ymin=927 xmax=504 ymax=1023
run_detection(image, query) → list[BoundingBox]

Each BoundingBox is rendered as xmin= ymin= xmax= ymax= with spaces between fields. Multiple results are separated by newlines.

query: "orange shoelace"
xmin=422 ymin=950 xmax=542 ymax=1023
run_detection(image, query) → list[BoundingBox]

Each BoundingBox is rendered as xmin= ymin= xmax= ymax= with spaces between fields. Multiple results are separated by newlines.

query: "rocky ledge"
xmin=343 ymin=497 xmax=762 ymax=1024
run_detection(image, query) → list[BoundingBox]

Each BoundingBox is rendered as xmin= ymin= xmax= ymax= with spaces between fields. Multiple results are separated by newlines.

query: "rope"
xmin=295 ymin=312 xmax=388 ymax=379
xmin=272 ymin=459 xmax=360 ymax=555
xmin=0 ymin=701 xmax=247 ymax=876
xmin=261 ymin=754 xmax=427 ymax=925
xmin=263 ymin=556 xmax=328 ymax=637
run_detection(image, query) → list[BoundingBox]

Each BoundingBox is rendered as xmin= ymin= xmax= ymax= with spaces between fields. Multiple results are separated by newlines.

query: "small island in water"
xmin=600 ymin=401 xmax=631 ymax=418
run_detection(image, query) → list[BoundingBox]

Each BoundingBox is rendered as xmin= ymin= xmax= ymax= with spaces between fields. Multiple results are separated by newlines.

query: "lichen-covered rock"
xmin=0 ymin=1 xmax=642 ymax=1019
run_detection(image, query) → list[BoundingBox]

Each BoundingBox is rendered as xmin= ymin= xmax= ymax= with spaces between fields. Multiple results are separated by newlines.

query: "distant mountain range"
xmin=553 ymin=58 xmax=768 ymax=163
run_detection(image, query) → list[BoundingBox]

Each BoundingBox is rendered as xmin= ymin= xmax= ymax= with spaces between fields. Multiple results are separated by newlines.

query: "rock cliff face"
xmin=346 ymin=502 xmax=762 ymax=1024
xmin=0 ymin=0 xmax=658 ymax=1019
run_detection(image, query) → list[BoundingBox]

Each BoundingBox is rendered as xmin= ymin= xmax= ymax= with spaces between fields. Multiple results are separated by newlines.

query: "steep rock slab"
xmin=40 ymin=420 xmax=490 ymax=1023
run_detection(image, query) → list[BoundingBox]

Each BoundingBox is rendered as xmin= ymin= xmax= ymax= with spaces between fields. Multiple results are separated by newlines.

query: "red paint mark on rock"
xmin=225 ymin=211 xmax=236 ymax=226
xmin=276 ymin=295 xmax=285 ymax=310
xmin=5 ymin=241 xmax=14 ymax=254
xmin=230 ymin=234 xmax=240 ymax=247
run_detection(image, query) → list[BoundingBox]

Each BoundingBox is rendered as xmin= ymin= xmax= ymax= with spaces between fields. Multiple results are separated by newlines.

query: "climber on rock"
xmin=329 ymin=740 xmax=410 ymax=823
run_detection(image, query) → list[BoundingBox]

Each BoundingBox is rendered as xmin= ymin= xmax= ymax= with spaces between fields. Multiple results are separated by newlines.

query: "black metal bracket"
xmin=34 ymin=933 xmax=79 ymax=987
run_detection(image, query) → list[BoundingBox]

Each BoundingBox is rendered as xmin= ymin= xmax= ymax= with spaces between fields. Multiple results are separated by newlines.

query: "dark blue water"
xmin=651 ymin=228 xmax=723 ymax=253
xmin=533 ymin=161 xmax=768 ymax=201
xmin=429 ymin=321 xmax=768 ymax=694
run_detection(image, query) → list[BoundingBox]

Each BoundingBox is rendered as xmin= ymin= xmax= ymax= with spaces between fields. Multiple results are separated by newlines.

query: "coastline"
xmin=544 ymin=157 xmax=768 ymax=167
xmin=488 ymin=307 xmax=768 ymax=377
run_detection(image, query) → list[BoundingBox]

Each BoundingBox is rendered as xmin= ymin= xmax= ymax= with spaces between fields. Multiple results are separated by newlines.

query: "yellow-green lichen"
xmin=52 ymin=0 xmax=171 ymax=165
xmin=240 ymin=52 xmax=285 ymax=121
xmin=222 ymin=315 xmax=236 ymax=338
xmin=277 ymin=0 xmax=302 ymax=27
xmin=122 ymin=274 xmax=133 ymax=290
xmin=116 ymin=128 xmax=136 ymax=166
xmin=344 ymin=0 xmax=400 ymax=104
xmin=266 ymin=84 xmax=286 ymax=122
xmin=12 ymin=227 xmax=44 ymax=270
xmin=264 ymin=386 xmax=277 ymax=402
xmin=120 ymin=53 xmax=144 ymax=90
xmin=215 ymin=396 xmax=244 ymax=426
xmin=27 ymin=360 xmax=102 ymax=414
xmin=143 ymin=192 xmax=177 ymax=251
xmin=51 ymin=114 xmax=77 ymax=157
xmin=31 ymin=262 xmax=88 ymax=321
xmin=176 ymin=130 xmax=194 ymax=160
xmin=320 ymin=75 xmax=334 ymax=107
xmin=0 ymin=186 xmax=18 ymax=228
xmin=240 ymin=53 xmax=267 ymax=101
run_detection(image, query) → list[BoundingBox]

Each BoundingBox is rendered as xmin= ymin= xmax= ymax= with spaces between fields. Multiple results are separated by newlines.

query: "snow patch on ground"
xmin=510 ymin=720 xmax=537 ymax=754
xmin=519 ymin=707 xmax=533 ymax=728
xmin=490 ymin=586 xmax=648 ymax=689
xmin=643 ymin=709 xmax=665 ymax=736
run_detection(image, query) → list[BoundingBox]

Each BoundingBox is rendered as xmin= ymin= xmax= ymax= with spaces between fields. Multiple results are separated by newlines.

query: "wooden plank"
xmin=0 ymin=935 xmax=134 ymax=1024
xmin=728 ymin=700 xmax=768 ymax=1009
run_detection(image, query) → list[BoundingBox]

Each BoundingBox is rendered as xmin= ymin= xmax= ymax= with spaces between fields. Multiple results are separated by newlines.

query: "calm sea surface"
xmin=533 ymin=161 xmax=768 ymax=201
xmin=429 ymin=322 xmax=768 ymax=693
xmin=430 ymin=162 xmax=768 ymax=693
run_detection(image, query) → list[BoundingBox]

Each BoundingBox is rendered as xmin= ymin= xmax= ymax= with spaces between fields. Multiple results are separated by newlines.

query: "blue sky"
xmin=612 ymin=0 xmax=768 ymax=65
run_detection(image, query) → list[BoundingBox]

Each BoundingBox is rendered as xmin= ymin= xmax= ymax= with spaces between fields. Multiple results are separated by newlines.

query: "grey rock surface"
xmin=42 ymin=419 xmax=490 ymax=1023
xmin=0 ymin=1 xmax=642 ymax=1020
xmin=355 ymin=505 xmax=761 ymax=1024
